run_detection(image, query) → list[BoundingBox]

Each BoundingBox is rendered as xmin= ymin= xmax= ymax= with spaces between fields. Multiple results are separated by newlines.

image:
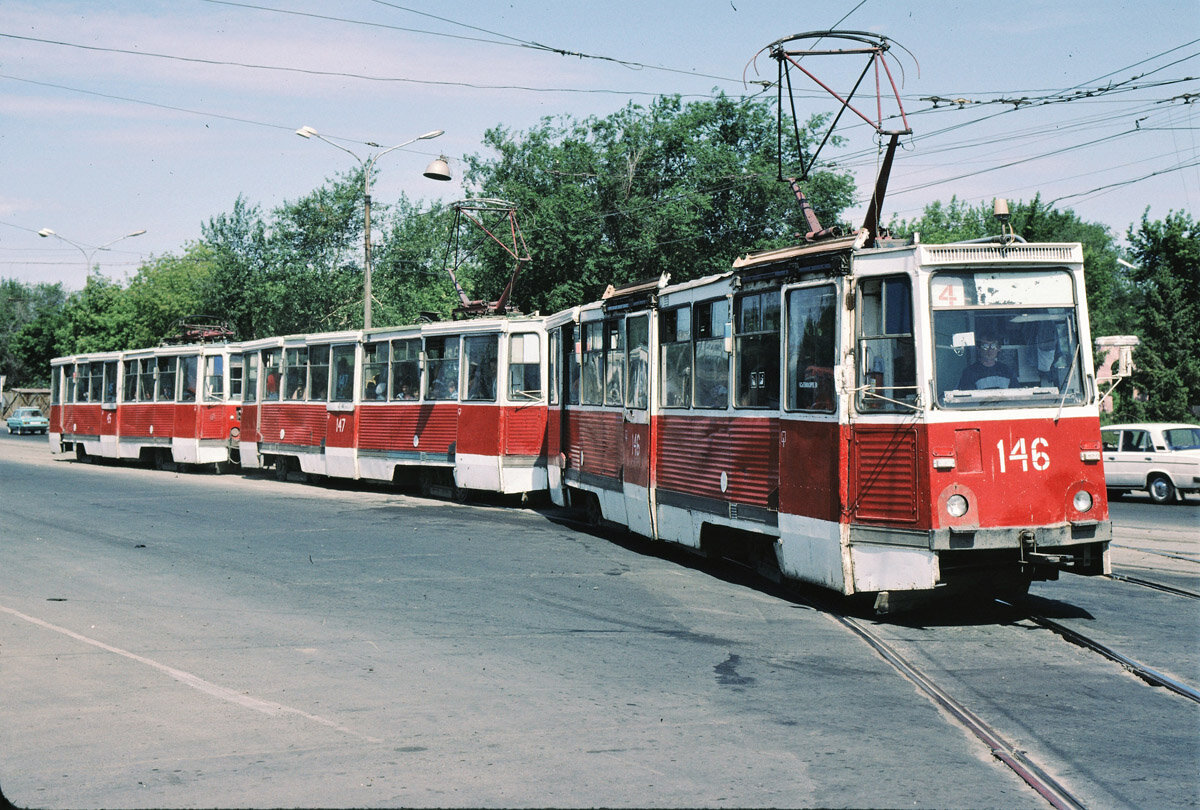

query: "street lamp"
xmin=37 ymin=227 xmax=147 ymax=282
xmin=296 ymin=126 xmax=450 ymax=330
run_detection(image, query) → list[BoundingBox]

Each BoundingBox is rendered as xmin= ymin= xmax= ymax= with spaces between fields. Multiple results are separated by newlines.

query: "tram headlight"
xmin=946 ymin=494 xmax=970 ymax=518
xmin=1073 ymin=490 xmax=1094 ymax=513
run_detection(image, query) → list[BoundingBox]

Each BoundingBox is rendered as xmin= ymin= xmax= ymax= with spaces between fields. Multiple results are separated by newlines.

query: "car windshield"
xmin=19 ymin=409 xmax=42 ymax=418
xmin=1165 ymin=427 xmax=1200 ymax=450
xmin=932 ymin=269 xmax=1085 ymax=409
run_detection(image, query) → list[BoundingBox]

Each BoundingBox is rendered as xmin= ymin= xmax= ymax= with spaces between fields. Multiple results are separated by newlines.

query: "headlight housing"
xmin=946 ymin=494 xmax=970 ymax=518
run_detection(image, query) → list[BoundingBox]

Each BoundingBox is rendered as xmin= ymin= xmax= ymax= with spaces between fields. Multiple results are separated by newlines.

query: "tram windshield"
xmin=932 ymin=269 xmax=1086 ymax=409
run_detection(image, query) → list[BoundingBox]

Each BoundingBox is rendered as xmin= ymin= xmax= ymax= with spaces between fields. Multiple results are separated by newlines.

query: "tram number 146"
xmin=996 ymin=437 xmax=1050 ymax=473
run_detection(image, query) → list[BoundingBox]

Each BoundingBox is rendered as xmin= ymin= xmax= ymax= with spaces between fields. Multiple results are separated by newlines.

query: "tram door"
xmin=622 ymin=313 xmax=654 ymax=537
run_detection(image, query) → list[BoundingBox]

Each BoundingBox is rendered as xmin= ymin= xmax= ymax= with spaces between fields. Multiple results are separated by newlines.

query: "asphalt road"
xmin=0 ymin=432 xmax=1196 ymax=808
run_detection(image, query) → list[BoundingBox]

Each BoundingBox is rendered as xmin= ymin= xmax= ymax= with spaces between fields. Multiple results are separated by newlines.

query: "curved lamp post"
xmin=296 ymin=126 xmax=450 ymax=330
xmin=37 ymin=227 xmax=147 ymax=283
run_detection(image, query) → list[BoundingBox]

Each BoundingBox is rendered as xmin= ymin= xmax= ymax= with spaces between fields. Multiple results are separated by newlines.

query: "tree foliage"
xmin=1116 ymin=210 xmax=1200 ymax=421
xmin=461 ymin=93 xmax=856 ymax=314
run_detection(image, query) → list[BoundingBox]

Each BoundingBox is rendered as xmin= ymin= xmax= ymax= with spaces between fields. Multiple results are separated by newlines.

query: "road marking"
xmin=0 ymin=603 xmax=381 ymax=743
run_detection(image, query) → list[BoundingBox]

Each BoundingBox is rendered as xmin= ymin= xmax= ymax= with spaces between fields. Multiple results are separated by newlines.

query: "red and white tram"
xmin=236 ymin=316 xmax=548 ymax=496
xmin=49 ymin=342 xmax=242 ymax=468
xmin=548 ymin=233 xmax=1111 ymax=602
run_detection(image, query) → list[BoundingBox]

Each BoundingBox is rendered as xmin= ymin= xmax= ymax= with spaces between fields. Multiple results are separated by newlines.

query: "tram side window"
xmin=694 ymin=299 xmax=730 ymax=409
xmin=242 ymin=353 xmax=258 ymax=404
xmin=178 ymin=356 xmax=198 ymax=402
xmin=363 ymin=342 xmax=387 ymax=400
xmin=464 ymin=334 xmax=499 ymax=402
xmin=425 ymin=336 xmax=460 ymax=401
xmin=391 ymin=339 xmax=420 ymax=400
xmin=263 ymin=349 xmax=281 ymax=401
xmin=735 ymin=292 xmax=780 ymax=409
xmin=284 ymin=348 xmax=308 ymax=401
xmin=156 ymin=357 xmax=177 ymax=402
xmin=102 ymin=361 xmax=118 ymax=404
xmin=123 ymin=360 xmax=139 ymax=402
xmin=625 ymin=315 xmax=649 ymax=409
xmin=51 ymin=367 xmax=60 ymax=406
xmin=229 ymin=354 xmax=243 ymax=401
xmin=581 ymin=321 xmax=604 ymax=405
xmin=71 ymin=363 xmax=88 ymax=402
xmin=604 ymin=319 xmax=624 ymax=407
xmin=330 ymin=345 xmax=354 ymax=402
xmin=203 ymin=355 xmax=224 ymax=402
xmin=857 ymin=276 xmax=916 ymax=411
xmin=139 ymin=359 xmax=155 ymax=402
xmin=565 ymin=324 xmax=581 ymax=405
xmin=89 ymin=362 xmax=104 ymax=403
xmin=786 ymin=285 xmax=837 ymax=412
xmin=308 ymin=345 xmax=330 ymax=402
xmin=548 ymin=330 xmax=560 ymax=406
xmin=660 ymin=307 xmax=691 ymax=408
xmin=509 ymin=333 xmax=542 ymax=401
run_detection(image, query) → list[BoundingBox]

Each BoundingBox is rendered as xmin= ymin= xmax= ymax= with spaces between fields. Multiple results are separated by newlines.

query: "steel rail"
xmin=822 ymin=607 xmax=1087 ymax=810
xmin=1107 ymin=572 xmax=1200 ymax=599
xmin=1011 ymin=607 xmax=1200 ymax=704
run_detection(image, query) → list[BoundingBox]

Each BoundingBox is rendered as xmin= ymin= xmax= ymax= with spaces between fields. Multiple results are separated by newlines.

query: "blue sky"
xmin=2 ymin=0 xmax=1197 ymax=290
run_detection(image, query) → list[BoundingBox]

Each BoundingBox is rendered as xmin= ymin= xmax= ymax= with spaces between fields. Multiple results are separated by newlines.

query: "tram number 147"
xmin=996 ymin=437 xmax=1050 ymax=473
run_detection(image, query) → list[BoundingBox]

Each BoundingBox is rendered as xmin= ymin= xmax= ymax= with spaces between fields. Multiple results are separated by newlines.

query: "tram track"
xmin=1004 ymin=601 xmax=1200 ymax=704
xmin=1106 ymin=572 xmax=1200 ymax=600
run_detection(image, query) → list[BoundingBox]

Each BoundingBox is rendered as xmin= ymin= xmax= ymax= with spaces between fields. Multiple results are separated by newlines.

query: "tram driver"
xmin=958 ymin=329 xmax=1017 ymax=390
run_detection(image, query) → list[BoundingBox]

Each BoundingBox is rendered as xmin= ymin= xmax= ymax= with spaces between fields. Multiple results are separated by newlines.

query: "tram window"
xmin=363 ymin=342 xmax=387 ymax=400
xmin=509 ymin=333 xmax=542 ymax=401
xmin=71 ymin=363 xmax=87 ymax=403
xmin=262 ymin=349 xmax=281 ymax=401
xmin=229 ymin=354 xmax=243 ymax=401
xmin=50 ymin=367 xmax=60 ymax=406
xmin=857 ymin=276 xmax=916 ymax=411
xmin=203 ymin=355 xmax=224 ymax=402
xmin=565 ymin=324 xmax=581 ymax=405
xmin=178 ymin=356 xmax=198 ymax=402
xmin=242 ymin=353 xmax=258 ymax=404
xmin=464 ymin=335 xmax=499 ymax=402
xmin=786 ymin=285 xmax=837 ymax=412
xmin=693 ymin=299 xmax=730 ymax=409
xmin=931 ymin=270 xmax=1083 ymax=409
xmin=625 ymin=315 xmax=649 ymax=409
xmin=156 ymin=357 xmax=176 ymax=402
xmin=548 ymin=330 xmax=560 ymax=406
xmin=604 ymin=319 xmax=624 ymax=407
xmin=89 ymin=362 xmax=104 ymax=403
xmin=391 ymin=338 xmax=420 ymax=400
xmin=735 ymin=292 xmax=780 ymax=409
xmin=329 ymin=345 xmax=354 ymax=402
xmin=65 ymin=366 xmax=77 ymax=403
xmin=102 ymin=361 xmax=118 ymax=404
xmin=284 ymin=348 xmax=308 ymax=401
xmin=659 ymin=307 xmax=691 ymax=408
xmin=581 ymin=321 xmax=604 ymax=405
xmin=308 ymin=345 xmax=330 ymax=402
xmin=424 ymin=335 xmax=460 ymax=401
xmin=123 ymin=360 xmax=139 ymax=402
xmin=139 ymin=359 xmax=155 ymax=402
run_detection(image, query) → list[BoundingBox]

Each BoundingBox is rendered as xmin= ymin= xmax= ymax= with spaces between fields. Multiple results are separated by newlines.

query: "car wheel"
xmin=1148 ymin=474 xmax=1176 ymax=505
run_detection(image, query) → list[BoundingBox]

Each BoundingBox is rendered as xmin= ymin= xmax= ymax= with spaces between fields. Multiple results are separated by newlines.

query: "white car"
xmin=1100 ymin=422 xmax=1200 ymax=504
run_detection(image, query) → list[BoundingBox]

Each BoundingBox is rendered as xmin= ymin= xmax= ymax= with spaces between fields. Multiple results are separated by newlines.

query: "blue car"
xmin=6 ymin=407 xmax=49 ymax=435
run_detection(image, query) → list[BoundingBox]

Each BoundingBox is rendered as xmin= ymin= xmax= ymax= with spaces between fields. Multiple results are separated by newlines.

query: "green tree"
xmin=1116 ymin=211 xmax=1200 ymax=421
xmin=462 ymin=93 xmax=856 ymax=314
xmin=1 ymin=279 xmax=67 ymax=386
xmin=124 ymin=243 xmax=217 ymax=346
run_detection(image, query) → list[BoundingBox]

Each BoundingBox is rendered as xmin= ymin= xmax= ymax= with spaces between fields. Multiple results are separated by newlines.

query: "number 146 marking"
xmin=996 ymin=437 xmax=1050 ymax=473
